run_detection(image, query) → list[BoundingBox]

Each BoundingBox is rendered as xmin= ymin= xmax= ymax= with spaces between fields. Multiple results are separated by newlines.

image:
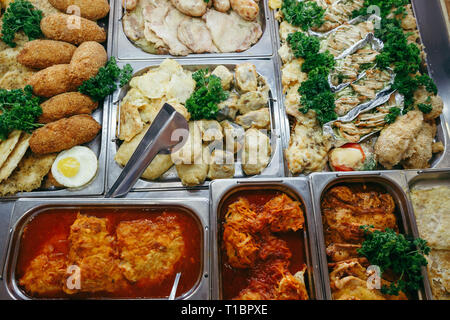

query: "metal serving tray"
xmin=271 ymin=0 xmax=450 ymax=173
xmin=111 ymin=0 xmax=275 ymax=60
xmin=0 ymin=197 xmax=210 ymax=300
xmin=209 ymin=177 xmax=324 ymax=300
xmin=106 ymin=59 xmax=285 ymax=192
xmin=0 ymin=1 xmax=118 ymax=200
xmin=309 ymin=171 xmax=434 ymax=300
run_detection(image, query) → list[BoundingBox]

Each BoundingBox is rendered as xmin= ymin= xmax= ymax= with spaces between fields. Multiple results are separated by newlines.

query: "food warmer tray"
xmin=105 ymin=58 xmax=285 ymax=192
xmin=0 ymin=196 xmax=210 ymax=300
xmin=209 ymin=177 xmax=325 ymax=300
xmin=270 ymin=0 xmax=450 ymax=173
xmin=111 ymin=0 xmax=276 ymax=60
xmin=309 ymin=171 xmax=434 ymax=300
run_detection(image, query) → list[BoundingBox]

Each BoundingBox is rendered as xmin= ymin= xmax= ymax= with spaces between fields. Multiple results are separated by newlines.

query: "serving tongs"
xmin=105 ymin=103 xmax=189 ymax=198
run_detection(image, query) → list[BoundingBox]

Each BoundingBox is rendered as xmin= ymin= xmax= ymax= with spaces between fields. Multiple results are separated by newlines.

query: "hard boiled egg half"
xmin=51 ymin=146 xmax=98 ymax=188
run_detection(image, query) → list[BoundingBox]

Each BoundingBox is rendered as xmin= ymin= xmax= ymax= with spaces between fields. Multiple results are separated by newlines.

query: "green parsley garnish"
xmin=358 ymin=226 xmax=430 ymax=296
xmin=384 ymin=106 xmax=402 ymax=124
xmin=78 ymin=57 xmax=133 ymax=102
xmin=1 ymin=0 xmax=43 ymax=48
xmin=185 ymin=69 xmax=229 ymax=121
xmin=0 ymin=85 xmax=42 ymax=140
xmin=281 ymin=0 xmax=325 ymax=31
xmin=417 ymin=103 xmax=432 ymax=114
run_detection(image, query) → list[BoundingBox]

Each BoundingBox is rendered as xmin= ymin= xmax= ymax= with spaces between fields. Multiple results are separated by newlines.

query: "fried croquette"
xmin=69 ymin=41 xmax=107 ymax=87
xmin=27 ymin=64 xmax=77 ymax=97
xmin=38 ymin=92 xmax=99 ymax=123
xmin=48 ymin=0 xmax=110 ymax=21
xmin=40 ymin=13 xmax=107 ymax=45
xmin=17 ymin=40 xmax=77 ymax=70
xmin=29 ymin=114 xmax=101 ymax=154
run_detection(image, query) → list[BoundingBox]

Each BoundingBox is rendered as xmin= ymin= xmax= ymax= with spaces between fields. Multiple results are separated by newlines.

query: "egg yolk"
xmin=57 ymin=157 xmax=80 ymax=178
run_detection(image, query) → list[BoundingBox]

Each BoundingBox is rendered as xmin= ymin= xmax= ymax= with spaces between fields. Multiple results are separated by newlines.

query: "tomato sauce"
xmin=16 ymin=206 xmax=202 ymax=299
xmin=219 ymin=190 xmax=308 ymax=300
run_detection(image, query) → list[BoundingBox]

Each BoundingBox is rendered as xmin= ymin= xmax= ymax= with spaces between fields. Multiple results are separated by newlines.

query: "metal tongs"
xmin=105 ymin=103 xmax=189 ymax=198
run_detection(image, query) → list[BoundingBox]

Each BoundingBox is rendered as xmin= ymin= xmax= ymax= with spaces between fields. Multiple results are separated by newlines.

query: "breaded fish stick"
xmin=41 ymin=13 xmax=107 ymax=45
xmin=48 ymin=0 xmax=110 ymax=21
xmin=30 ymin=114 xmax=101 ymax=154
xmin=17 ymin=40 xmax=77 ymax=69
xmin=39 ymin=92 xmax=99 ymax=123
xmin=27 ymin=64 xmax=77 ymax=97
xmin=69 ymin=41 xmax=107 ymax=87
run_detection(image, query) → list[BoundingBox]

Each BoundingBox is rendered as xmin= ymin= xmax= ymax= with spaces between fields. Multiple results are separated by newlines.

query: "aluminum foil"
xmin=328 ymin=33 xmax=384 ymax=92
xmin=324 ymin=91 xmax=404 ymax=147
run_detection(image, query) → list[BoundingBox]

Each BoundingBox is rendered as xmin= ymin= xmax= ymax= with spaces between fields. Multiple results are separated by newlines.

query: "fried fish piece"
xmin=69 ymin=41 xmax=107 ymax=87
xmin=17 ymin=40 xmax=77 ymax=69
xmin=39 ymin=92 xmax=98 ymax=123
xmin=40 ymin=13 xmax=107 ymax=45
xmin=116 ymin=215 xmax=185 ymax=283
xmin=27 ymin=64 xmax=77 ymax=97
xmin=48 ymin=0 xmax=110 ymax=21
xmin=29 ymin=114 xmax=101 ymax=154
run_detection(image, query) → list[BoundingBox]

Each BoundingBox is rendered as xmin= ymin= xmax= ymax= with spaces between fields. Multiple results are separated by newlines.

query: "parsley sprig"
xmin=0 ymin=85 xmax=42 ymax=140
xmin=78 ymin=57 xmax=133 ymax=102
xmin=185 ymin=69 xmax=229 ymax=121
xmin=286 ymin=31 xmax=337 ymax=125
xmin=358 ymin=226 xmax=430 ymax=296
xmin=1 ymin=0 xmax=43 ymax=47
xmin=281 ymin=0 xmax=325 ymax=31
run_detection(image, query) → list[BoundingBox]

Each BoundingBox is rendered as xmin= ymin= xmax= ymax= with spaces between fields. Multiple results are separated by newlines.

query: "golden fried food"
xmin=17 ymin=40 xmax=77 ymax=70
xmin=0 ymin=130 xmax=21 ymax=169
xmin=39 ymin=92 xmax=98 ymax=123
xmin=65 ymin=214 xmax=124 ymax=294
xmin=29 ymin=114 xmax=101 ymax=154
xmin=48 ymin=0 xmax=110 ymax=21
xmin=116 ymin=215 xmax=185 ymax=283
xmin=374 ymin=110 xmax=424 ymax=169
xmin=27 ymin=64 xmax=77 ymax=97
xmin=69 ymin=41 xmax=107 ymax=87
xmin=263 ymin=194 xmax=304 ymax=232
xmin=40 ymin=13 xmax=107 ymax=45
xmin=19 ymin=244 xmax=67 ymax=296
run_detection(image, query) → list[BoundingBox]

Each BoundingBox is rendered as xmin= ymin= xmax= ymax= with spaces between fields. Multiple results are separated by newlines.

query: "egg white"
xmin=51 ymin=146 xmax=98 ymax=188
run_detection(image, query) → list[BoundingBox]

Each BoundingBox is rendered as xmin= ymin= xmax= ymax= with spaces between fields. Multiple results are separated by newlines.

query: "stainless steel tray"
xmin=309 ymin=171 xmax=434 ymax=300
xmin=271 ymin=0 xmax=450 ymax=173
xmin=209 ymin=177 xmax=324 ymax=300
xmin=106 ymin=59 xmax=285 ymax=192
xmin=111 ymin=0 xmax=275 ymax=60
xmin=0 ymin=197 xmax=210 ymax=300
xmin=0 ymin=1 xmax=118 ymax=200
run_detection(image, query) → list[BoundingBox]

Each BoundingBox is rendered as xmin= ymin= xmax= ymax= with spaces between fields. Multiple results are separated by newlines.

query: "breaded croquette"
xmin=48 ymin=0 xmax=110 ymax=21
xmin=38 ymin=92 xmax=99 ymax=123
xmin=69 ymin=41 xmax=107 ymax=87
xmin=40 ymin=13 xmax=107 ymax=45
xmin=30 ymin=114 xmax=101 ymax=154
xmin=17 ymin=40 xmax=77 ymax=69
xmin=27 ymin=64 xmax=77 ymax=97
